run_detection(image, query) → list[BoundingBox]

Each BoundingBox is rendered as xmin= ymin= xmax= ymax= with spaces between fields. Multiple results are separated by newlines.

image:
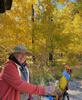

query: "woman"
xmin=0 ymin=45 xmax=55 ymax=100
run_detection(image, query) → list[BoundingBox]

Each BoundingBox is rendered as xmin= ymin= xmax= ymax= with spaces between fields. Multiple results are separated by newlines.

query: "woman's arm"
xmin=2 ymin=61 xmax=45 ymax=95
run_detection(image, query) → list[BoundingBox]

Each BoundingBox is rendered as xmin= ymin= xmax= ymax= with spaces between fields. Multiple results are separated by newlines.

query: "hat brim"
xmin=25 ymin=51 xmax=33 ymax=56
xmin=9 ymin=50 xmax=33 ymax=56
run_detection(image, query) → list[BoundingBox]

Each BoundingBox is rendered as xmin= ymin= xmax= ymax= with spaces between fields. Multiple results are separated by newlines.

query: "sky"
xmin=56 ymin=0 xmax=77 ymax=9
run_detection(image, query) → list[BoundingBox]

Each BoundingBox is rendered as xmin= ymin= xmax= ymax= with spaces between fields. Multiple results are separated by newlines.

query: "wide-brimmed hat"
xmin=10 ymin=45 xmax=32 ymax=56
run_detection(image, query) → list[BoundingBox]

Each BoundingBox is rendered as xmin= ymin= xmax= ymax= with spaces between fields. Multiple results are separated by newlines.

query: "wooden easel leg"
xmin=55 ymin=95 xmax=59 ymax=100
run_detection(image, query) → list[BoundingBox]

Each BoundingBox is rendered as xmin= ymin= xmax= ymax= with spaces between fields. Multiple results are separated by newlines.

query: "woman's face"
xmin=16 ymin=53 xmax=27 ymax=64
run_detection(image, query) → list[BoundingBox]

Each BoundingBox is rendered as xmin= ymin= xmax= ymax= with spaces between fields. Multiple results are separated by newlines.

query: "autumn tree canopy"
xmin=0 ymin=0 xmax=82 ymax=81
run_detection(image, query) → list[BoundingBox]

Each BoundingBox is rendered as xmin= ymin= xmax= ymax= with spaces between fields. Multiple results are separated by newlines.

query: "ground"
xmin=68 ymin=89 xmax=82 ymax=100
xmin=68 ymin=80 xmax=82 ymax=100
